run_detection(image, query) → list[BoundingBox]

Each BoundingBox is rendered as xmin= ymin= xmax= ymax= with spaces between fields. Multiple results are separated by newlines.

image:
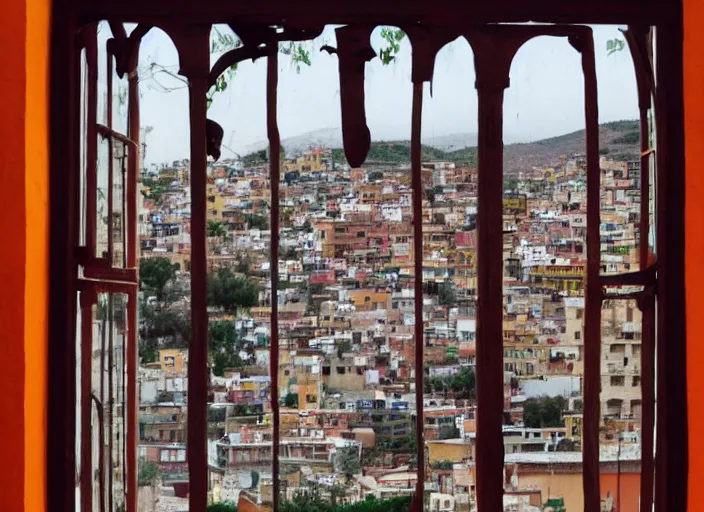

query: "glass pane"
xmin=97 ymin=134 xmax=110 ymax=260
xmin=76 ymin=292 xmax=130 ymax=512
xmin=97 ymin=21 xmax=113 ymax=127
xmin=272 ymin=24 xmax=418 ymax=510
xmin=420 ymin=36 xmax=478 ymax=512
xmin=599 ymin=299 xmax=643 ymax=511
xmin=204 ymin=24 xmax=274 ymax=509
xmin=79 ymin=48 xmax=88 ymax=247
xmin=499 ymin=25 xmax=644 ymax=512
xmin=136 ymin=25 xmax=191 ymax=511
xmin=112 ymin=140 xmax=128 ymax=268
xmin=112 ymin=54 xmax=129 ymax=136
xmin=501 ymin=35 xmax=587 ymax=512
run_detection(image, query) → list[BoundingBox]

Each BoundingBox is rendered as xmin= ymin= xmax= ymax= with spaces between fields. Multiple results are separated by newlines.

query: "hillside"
xmin=242 ymin=120 xmax=641 ymax=175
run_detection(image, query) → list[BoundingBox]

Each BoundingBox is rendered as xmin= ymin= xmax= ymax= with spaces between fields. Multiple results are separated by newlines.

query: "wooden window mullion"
xmin=267 ymin=45 xmax=282 ymax=512
xmin=469 ymin=30 xmax=512 ymax=512
xmin=623 ymin=26 xmax=657 ymax=512
xmin=160 ymin=24 xmax=213 ymax=512
xmin=411 ymin=78 xmax=425 ymax=509
xmin=580 ymin=31 xmax=602 ymax=512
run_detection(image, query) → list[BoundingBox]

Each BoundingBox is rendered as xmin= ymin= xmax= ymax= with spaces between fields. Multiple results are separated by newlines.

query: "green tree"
xmin=523 ymin=396 xmax=567 ymax=428
xmin=335 ymin=446 xmax=361 ymax=482
xmin=139 ymin=301 xmax=191 ymax=362
xmin=504 ymin=178 xmax=518 ymax=191
xmin=302 ymin=218 xmax=314 ymax=233
xmin=449 ymin=367 xmax=476 ymax=400
xmin=367 ymin=170 xmax=383 ymax=182
xmin=209 ymin=320 xmax=247 ymax=376
xmin=141 ymin=177 xmax=168 ymax=205
xmin=280 ymin=488 xmax=411 ymax=512
xmin=236 ymin=251 xmax=252 ymax=274
xmin=438 ymin=282 xmax=457 ymax=307
xmin=207 ymin=502 xmax=238 ymax=512
xmin=139 ymin=257 xmax=178 ymax=300
xmin=425 ymin=187 xmax=436 ymax=206
xmin=207 ymin=266 xmax=259 ymax=313
xmin=207 ymin=219 xmax=229 ymax=238
xmin=248 ymin=214 xmax=269 ymax=230
xmin=284 ymin=392 xmax=299 ymax=408
xmin=138 ymin=460 xmax=161 ymax=487
xmin=424 ymin=367 xmax=476 ymax=400
xmin=336 ymin=340 xmax=352 ymax=359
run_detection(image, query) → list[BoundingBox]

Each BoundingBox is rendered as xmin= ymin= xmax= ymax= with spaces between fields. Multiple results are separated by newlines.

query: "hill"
xmin=241 ymin=120 xmax=640 ymax=174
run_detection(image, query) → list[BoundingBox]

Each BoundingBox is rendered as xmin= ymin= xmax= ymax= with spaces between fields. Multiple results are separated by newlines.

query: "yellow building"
xmin=426 ymin=439 xmax=474 ymax=464
xmin=348 ymin=289 xmax=390 ymax=312
xmin=158 ymin=348 xmax=186 ymax=376
xmin=283 ymin=149 xmax=331 ymax=173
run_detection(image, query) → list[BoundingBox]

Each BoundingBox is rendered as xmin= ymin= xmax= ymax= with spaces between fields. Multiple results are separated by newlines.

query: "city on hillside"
xmin=132 ymin=123 xmax=646 ymax=512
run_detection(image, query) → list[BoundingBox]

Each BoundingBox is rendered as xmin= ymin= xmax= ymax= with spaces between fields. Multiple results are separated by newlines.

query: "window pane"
xmin=97 ymin=134 xmax=110 ymax=260
xmin=112 ymin=52 xmax=129 ymax=136
xmin=79 ymin=48 xmax=88 ymax=247
xmin=501 ymin=25 xmax=644 ymax=512
xmin=207 ymin=23 xmax=274 ymax=509
xmin=420 ymin=36 xmax=478 ymax=512
xmin=136 ymin=26 xmax=191 ymax=511
xmin=97 ymin=21 xmax=112 ymax=127
xmin=112 ymin=140 xmax=128 ymax=268
xmin=501 ymin=35 xmax=587 ymax=511
xmin=77 ymin=292 xmax=130 ymax=512
xmin=599 ymin=298 xmax=643 ymax=510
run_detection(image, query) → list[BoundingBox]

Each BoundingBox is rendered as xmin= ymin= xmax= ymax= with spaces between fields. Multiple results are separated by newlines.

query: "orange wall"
xmin=0 ymin=0 xmax=49 ymax=509
xmin=25 ymin=0 xmax=49 ymax=509
xmin=516 ymin=473 xmax=583 ymax=511
xmin=517 ymin=470 xmax=640 ymax=512
xmin=600 ymin=473 xmax=641 ymax=512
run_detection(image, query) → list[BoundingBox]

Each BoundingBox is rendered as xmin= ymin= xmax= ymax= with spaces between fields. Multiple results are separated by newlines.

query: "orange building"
xmin=506 ymin=453 xmax=641 ymax=512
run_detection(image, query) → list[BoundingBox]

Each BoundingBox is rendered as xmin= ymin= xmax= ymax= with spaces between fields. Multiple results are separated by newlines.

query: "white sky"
xmin=135 ymin=25 xmax=638 ymax=166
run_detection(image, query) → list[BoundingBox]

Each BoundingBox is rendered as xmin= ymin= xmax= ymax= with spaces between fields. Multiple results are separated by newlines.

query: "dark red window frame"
xmin=48 ymin=2 xmax=687 ymax=512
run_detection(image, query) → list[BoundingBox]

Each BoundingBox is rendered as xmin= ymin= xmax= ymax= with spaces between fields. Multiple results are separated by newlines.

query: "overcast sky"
xmin=135 ymin=25 xmax=638 ymax=166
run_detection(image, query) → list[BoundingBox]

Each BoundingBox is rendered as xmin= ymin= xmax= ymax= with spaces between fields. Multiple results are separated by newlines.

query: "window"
xmin=574 ymin=331 xmax=581 ymax=340
xmin=52 ymin=7 xmax=686 ymax=512
xmin=611 ymin=376 xmax=625 ymax=387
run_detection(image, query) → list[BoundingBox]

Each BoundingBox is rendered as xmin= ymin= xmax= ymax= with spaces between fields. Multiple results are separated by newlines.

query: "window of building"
xmin=611 ymin=376 xmax=626 ymax=387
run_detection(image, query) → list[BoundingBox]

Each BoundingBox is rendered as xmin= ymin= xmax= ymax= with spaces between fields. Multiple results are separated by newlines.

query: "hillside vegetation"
xmin=243 ymin=120 xmax=640 ymax=176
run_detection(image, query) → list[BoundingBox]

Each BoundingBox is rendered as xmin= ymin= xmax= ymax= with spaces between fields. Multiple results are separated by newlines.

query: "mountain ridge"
xmin=242 ymin=120 xmax=640 ymax=175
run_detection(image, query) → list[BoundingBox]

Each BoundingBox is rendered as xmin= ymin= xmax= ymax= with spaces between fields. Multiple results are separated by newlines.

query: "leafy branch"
xmin=378 ymin=27 xmax=405 ymax=65
xmin=606 ymin=38 xmax=626 ymax=56
xmin=143 ymin=26 xmax=407 ymax=109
